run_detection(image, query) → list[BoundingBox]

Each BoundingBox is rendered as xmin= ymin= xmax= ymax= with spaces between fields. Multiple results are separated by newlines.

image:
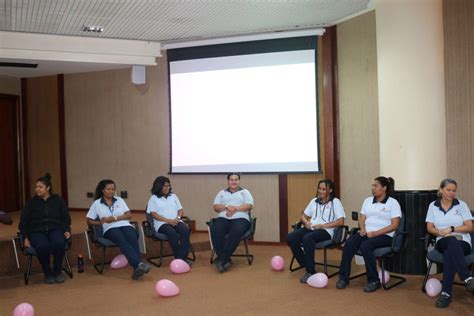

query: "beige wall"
xmin=444 ymin=0 xmax=474 ymax=206
xmin=24 ymin=76 xmax=62 ymax=196
xmin=0 ymin=76 xmax=21 ymax=96
xmin=64 ymin=57 xmax=280 ymax=241
xmin=337 ymin=11 xmax=380 ymax=218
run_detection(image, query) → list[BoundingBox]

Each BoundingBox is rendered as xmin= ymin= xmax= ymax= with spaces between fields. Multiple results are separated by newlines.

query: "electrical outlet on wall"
xmin=86 ymin=192 xmax=93 ymax=198
xmin=120 ymin=191 xmax=128 ymax=199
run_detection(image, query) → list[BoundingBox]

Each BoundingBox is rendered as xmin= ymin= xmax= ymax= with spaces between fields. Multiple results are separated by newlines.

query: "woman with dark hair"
xmin=146 ymin=176 xmax=190 ymax=262
xmin=211 ymin=173 xmax=254 ymax=273
xmin=287 ymin=179 xmax=345 ymax=283
xmin=19 ymin=173 xmax=71 ymax=284
xmin=336 ymin=176 xmax=401 ymax=293
xmin=86 ymin=179 xmax=151 ymax=280
xmin=425 ymin=178 xmax=473 ymax=308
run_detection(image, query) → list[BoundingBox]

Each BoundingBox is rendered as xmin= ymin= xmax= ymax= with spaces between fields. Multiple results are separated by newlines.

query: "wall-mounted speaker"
xmin=131 ymin=65 xmax=146 ymax=85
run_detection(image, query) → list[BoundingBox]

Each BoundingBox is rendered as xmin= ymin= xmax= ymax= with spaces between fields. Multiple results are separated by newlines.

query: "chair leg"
xmin=380 ymin=258 xmax=406 ymax=290
xmin=63 ymin=253 xmax=74 ymax=278
xmin=422 ymin=261 xmax=433 ymax=292
xmin=210 ymin=248 xmax=216 ymax=264
xmin=243 ymin=239 xmax=254 ymax=265
xmin=93 ymin=246 xmax=107 ymax=274
xmin=146 ymin=240 xmax=167 ymax=267
xmin=289 ymin=255 xmax=304 ymax=272
xmin=188 ymin=243 xmax=196 ymax=262
xmin=314 ymin=248 xmax=341 ymax=278
xmin=24 ymin=255 xmax=32 ymax=285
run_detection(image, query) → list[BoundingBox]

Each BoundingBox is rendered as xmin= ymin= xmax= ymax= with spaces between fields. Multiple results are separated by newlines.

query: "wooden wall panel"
xmin=443 ymin=0 xmax=474 ymax=206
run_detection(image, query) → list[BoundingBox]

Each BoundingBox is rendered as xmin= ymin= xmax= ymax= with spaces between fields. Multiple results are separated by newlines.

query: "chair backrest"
xmin=91 ymin=223 xmax=105 ymax=239
xmin=391 ymin=215 xmax=407 ymax=253
xmin=332 ymin=225 xmax=348 ymax=245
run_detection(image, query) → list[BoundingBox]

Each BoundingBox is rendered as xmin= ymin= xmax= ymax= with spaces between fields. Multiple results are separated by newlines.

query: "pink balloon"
xmin=13 ymin=303 xmax=34 ymax=316
xmin=378 ymin=270 xmax=390 ymax=284
xmin=110 ymin=254 xmax=128 ymax=269
xmin=155 ymin=279 xmax=180 ymax=297
xmin=170 ymin=259 xmax=190 ymax=274
xmin=271 ymin=256 xmax=285 ymax=271
xmin=307 ymin=273 xmax=328 ymax=288
xmin=425 ymin=278 xmax=442 ymax=297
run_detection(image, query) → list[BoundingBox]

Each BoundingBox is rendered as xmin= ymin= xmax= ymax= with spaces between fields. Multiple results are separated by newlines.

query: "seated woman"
xmin=287 ymin=179 xmax=345 ymax=283
xmin=86 ymin=179 xmax=151 ymax=280
xmin=336 ymin=176 xmax=401 ymax=293
xmin=146 ymin=176 xmax=191 ymax=263
xmin=211 ymin=173 xmax=254 ymax=273
xmin=425 ymin=178 xmax=473 ymax=308
xmin=19 ymin=173 xmax=71 ymax=284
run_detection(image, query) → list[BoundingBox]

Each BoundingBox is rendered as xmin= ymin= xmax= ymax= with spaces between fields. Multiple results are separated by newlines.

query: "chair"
xmin=14 ymin=232 xmax=73 ymax=285
xmin=349 ymin=214 xmax=408 ymax=290
xmin=288 ymin=223 xmax=349 ymax=277
xmin=142 ymin=213 xmax=196 ymax=267
xmin=421 ymin=211 xmax=474 ymax=292
xmin=87 ymin=221 xmax=139 ymax=274
xmin=207 ymin=214 xmax=257 ymax=265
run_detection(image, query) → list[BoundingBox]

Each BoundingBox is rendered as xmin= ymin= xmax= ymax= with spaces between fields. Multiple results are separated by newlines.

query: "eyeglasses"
xmin=163 ymin=184 xmax=171 ymax=188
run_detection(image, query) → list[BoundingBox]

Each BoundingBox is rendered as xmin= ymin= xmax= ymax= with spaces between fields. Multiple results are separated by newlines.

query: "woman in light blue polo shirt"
xmin=336 ymin=176 xmax=401 ymax=293
xmin=211 ymin=173 xmax=254 ymax=273
xmin=146 ymin=176 xmax=190 ymax=262
xmin=425 ymin=178 xmax=473 ymax=308
xmin=287 ymin=179 xmax=346 ymax=283
xmin=86 ymin=179 xmax=151 ymax=280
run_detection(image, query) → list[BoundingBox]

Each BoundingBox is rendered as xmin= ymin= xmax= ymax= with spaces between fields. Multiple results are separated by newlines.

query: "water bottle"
xmin=77 ymin=254 xmax=84 ymax=273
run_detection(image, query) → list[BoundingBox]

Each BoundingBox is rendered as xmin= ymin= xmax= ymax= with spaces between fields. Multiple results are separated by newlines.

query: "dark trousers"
xmin=158 ymin=222 xmax=190 ymax=261
xmin=287 ymin=228 xmax=331 ymax=274
xmin=29 ymin=228 xmax=66 ymax=276
xmin=211 ymin=217 xmax=250 ymax=264
xmin=435 ymin=236 xmax=472 ymax=295
xmin=104 ymin=226 xmax=141 ymax=268
xmin=339 ymin=233 xmax=392 ymax=283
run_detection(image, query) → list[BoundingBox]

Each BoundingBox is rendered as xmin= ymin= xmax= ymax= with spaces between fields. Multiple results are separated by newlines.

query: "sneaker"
xmin=223 ymin=261 xmax=233 ymax=271
xmin=214 ymin=260 xmax=225 ymax=273
xmin=363 ymin=282 xmax=381 ymax=293
xmin=336 ymin=279 xmax=348 ymax=289
xmin=138 ymin=262 xmax=151 ymax=274
xmin=300 ymin=272 xmax=312 ymax=284
xmin=54 ymin=272 xmax=65 ymax=283
xmin=465 ymin=278 xmax=474 ymax=293
xmin=435 ymin=292 xmax=451 ymax=308
xmin=131 ymin=265 xmax=145 ymax=280
xmin=44 ymin=275 xmax=55 ymax=284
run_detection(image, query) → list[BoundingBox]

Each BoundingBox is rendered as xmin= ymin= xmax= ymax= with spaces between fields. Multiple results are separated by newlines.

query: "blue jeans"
xmin=158 ymin=222 xmax=190 ymax=261
xmin=339 ymin=233 xmax=393 ymax=283
xmin=436 ymin=236 xmax=471 ymax=295
xmin=28 ymin=228 xmax=66 ymax=276
xmin=104 ymin=226 xmax=141 ymax=268
xmin=210 ymin=218 xmax=250 ymax=264
xmin=287 ymin=227 xmax=331 ymax=274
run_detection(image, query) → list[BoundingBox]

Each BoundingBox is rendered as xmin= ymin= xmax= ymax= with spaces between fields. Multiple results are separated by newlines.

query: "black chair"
xmin=289 ymin=223 xmax=349 ymax=277
xmin=87 ymin=221 xmax=139 ymax=274
xmin=349 ymin=214 xmax=408 ymax=290
xmin=142 ymin=212 xmax=196 ymax=267
xmin=15 ymin=232 xmax=73 ymax=285
xmin=422 ymin=211 xmax=474 ymax=292
xmin=207 ymin=214 xmax=257 ymax=265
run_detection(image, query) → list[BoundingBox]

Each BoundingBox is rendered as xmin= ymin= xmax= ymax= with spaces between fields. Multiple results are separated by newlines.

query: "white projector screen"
xmin=169 ymin=40 xmax=320 ymax=173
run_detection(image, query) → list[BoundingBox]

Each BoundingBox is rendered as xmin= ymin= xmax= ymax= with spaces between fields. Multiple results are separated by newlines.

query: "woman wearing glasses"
xmin=86 ymin=179 xmax=151 ymax=280
xmin=146 ymin=176 xmax=191 ymax=262
xmin=287 ymin=179 xmax=345 ymax=283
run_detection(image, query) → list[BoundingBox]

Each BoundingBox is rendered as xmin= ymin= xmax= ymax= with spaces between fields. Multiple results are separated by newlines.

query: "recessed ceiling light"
xmin=82 ymin=25 xmax=104 ymax=33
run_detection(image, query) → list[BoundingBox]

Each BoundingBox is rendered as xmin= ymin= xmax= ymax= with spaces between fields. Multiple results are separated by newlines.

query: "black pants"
xmin=104 ymin=226 xmax=141 ymax=268
xmin=210 ymin=218 xmax=250 ymax=264
xmin=28 ymin=228 xmax=66 ymax=277
xmin=287 ymin=227 xmax=331 ymax=274
xmin=435 ymin=236 xmax=471 ymax=295
xmin=339 ymin=233 xmax=392 ymax=283
xmin=158 ymin=222 xmax=190 ymax=261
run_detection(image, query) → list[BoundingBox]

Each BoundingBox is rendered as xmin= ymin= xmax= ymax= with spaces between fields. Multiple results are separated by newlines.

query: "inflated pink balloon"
xmin=155 ymin=279 xmax=180 ymax=297
xmin=307 ymin=273 xmax=328 ymax=288
xmin=13 ymin=302 xmax=34 ymax=316
xmin=378 ymin=270 xmax=390 ymax=284
xmin=271 ymin=256 xmax=285 ymax=271
xmin=170 ymin=259 xmax=190 ymax=274
xmin=425 ymin=278 xmax=442 ymax=297
xmin=110 ymin=254 xmax=128 ymax=269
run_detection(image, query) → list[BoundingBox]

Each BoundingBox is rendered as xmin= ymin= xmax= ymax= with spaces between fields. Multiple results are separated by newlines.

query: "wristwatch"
xmin=114 ymin=216 xmax=118 ymax=222
xmin=450 ymin=226 xmax=455 ymax=233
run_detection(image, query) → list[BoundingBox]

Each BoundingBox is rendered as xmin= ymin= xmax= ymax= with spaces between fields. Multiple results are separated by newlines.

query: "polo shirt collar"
xmin=225 ymin=186 xmax=243 ymax=194
xmin=372 ymin=195 xmax=389 ymax=204
xmin=100 ymin=196 xmax=117 ymax=206
xmin=434 ymin=198 xmax=460 ymax=212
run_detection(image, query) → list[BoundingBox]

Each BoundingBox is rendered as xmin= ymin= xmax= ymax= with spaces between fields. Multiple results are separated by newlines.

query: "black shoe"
xmin=214 ymin=260 xmax=225 ymax=273
xmin=223 ymin=261 xmax=233 ymax=271
xmin=435 ymin=293 xmax=451 ymax=308
xmin=138 ymin=262 xmax=151 ymax=274
xmin=132 ymin=265 xmax=145 ymax=280
xmin=300 ymin=272 xmax=312 ymax=284
xmin=54 ymin=272 xmax=65 ymax=283
xmin=44 ymin=275 xmax=55 ymax=284
xmin=465 ymin=278 xmax=474 ymax=293
xmin=336 ymin=279 xmax=348 ymax=289
xmin=363 ymin=282 xmax=381 ymax=293
xmin=186 ymin=259 xmax=193 ymax=267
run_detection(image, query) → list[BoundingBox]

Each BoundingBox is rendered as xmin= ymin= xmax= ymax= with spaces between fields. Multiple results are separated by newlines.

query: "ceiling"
xmin=0 ymin=0 xmax=371 ymax=77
